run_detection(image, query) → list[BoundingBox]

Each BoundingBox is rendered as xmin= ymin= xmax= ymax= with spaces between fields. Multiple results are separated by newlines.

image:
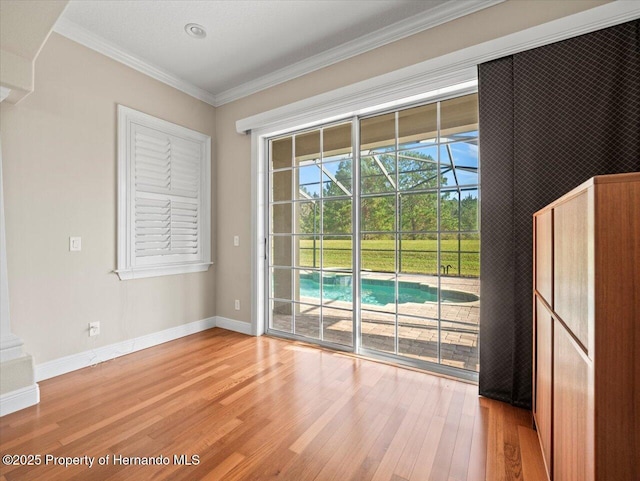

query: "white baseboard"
xmin=35 ymin=317 xmax=216 ymax=381
xmin=0 ymin=384 xmax=40 ymax=416
xmin=214 ymin=316 xmax=253 ymax=335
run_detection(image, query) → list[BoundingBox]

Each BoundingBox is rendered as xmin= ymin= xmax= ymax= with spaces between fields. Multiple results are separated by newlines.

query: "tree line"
xmin=298 ymin=151 xmax=478 ymax=238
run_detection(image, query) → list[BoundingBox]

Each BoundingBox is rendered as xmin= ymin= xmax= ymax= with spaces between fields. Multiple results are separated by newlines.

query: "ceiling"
xmin=55 ymin=0 xmax=502 ymax=106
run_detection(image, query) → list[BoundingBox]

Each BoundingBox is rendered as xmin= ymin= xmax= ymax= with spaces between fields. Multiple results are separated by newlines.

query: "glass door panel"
xmin=358 ymin=94 xmax=480 ymax=374
xmin=268 ymin=123 xmax=354 ymax=348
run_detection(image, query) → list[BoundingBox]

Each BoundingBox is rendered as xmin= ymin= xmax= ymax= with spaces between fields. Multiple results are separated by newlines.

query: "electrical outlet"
xmin=89 ymin=322 xmax=100 ymax=337
xmin=234 ymin=300 xmax=240 ymax=310
xmin=233 ymin=235 xmax=240 ymax=247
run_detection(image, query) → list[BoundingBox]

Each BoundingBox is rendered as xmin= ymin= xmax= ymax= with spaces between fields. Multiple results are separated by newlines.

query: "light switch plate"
xmin=69 ymin=236 xmax=82 ymax=252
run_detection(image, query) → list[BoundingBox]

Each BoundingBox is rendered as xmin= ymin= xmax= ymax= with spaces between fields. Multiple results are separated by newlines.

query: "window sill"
xmin=115 ymin=262 xmax=213 ymax=280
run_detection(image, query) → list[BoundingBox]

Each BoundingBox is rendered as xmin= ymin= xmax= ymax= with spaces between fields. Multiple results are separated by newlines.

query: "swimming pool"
xmin=299 ymin=275 xmax=478 ymax=306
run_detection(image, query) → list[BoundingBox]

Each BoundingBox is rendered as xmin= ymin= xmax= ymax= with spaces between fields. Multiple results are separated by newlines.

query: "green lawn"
xmin=298 ymin=239 xmax=479 ymax=276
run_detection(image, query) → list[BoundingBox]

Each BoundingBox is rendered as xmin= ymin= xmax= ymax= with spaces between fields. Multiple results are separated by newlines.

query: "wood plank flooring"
xmin=0 ymin=329 xmax=547 ymax=480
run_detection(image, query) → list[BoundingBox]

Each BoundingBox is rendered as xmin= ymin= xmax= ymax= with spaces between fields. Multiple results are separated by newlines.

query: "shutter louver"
xmin=135 ymin=132 xmax=171 ymax=195
xmin=171 ymin=141 xmax=200 ymax=198
xmin=133 ymin=125 xmax=202 ymax=265
xmin=135 ymin=198 xmax=170 ymax=257
xmin=171 ymin=201 xmax=199 ymax=254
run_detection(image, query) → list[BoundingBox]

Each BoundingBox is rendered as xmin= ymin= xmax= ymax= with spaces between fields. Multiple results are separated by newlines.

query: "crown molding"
xmin=236 ymin=0 xmax=640 ymax=134
xmin=213 ymin=0 xmax=504 ymax=106
xmin=53 ymin=18 xmax=217 ymax=107
xmin=52 ymin=1 xmax=503 ymax=108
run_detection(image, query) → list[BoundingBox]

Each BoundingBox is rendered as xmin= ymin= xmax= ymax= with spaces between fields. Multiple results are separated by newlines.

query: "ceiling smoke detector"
xmin=185 ymin=23 xmax=207 ymax=39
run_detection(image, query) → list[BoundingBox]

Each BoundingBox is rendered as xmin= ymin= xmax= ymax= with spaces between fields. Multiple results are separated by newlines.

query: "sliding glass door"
xmin=267 ymin=93 xmax=479 ymax=377
xmin=358 ymin=94 xmax=479 ymax=372
xmin=268 ymin=122 xmax=355 ymax=346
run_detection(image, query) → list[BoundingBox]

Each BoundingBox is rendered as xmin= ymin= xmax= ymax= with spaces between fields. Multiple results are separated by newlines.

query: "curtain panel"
xmin=478 ymin=19 xmax=640 ymax=408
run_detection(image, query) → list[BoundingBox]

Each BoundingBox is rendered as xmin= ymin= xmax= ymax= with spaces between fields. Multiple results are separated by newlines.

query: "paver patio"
xmin=271 ymin=274 xmax=480 ymax=372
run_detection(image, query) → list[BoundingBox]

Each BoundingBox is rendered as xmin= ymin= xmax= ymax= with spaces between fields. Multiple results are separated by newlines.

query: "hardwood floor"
xmin=0 ymin=329 xmax=546 ymax=480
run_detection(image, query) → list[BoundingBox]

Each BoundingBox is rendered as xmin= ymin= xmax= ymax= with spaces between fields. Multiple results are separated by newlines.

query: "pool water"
xmin=300 ymin=277 xmax=444 ymax=306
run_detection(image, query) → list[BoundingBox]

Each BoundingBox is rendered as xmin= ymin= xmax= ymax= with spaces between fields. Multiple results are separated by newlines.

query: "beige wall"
xmin=0 ymin=33 xmax=217 ymax=363
xmin=214 ymin=0 xmax=609 ymax=323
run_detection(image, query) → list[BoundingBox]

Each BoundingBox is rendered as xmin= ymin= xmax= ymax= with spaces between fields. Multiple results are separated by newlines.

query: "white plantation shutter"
xmin=117 ymin=106 xmax=211 ymax=279
xmin=132 ymin=126 xmax=201 ymax=264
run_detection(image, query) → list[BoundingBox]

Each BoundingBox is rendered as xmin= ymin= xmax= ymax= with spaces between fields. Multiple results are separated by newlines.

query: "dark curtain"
xmin=478 ymin=20 xmax=640 ymax=408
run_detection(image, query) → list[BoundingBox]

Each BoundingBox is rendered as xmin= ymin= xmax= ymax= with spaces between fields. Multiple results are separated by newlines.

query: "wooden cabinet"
xmin=532 ymin=173 xmax=640 ymax=481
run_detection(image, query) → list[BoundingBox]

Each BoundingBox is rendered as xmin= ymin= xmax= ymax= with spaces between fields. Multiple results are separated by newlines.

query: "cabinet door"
xmin=554 ymin=325 xmax=593 ymax=481
xmin=535 ymin=298 xmax=553 ymax=476
xmin=554 ymin=191 xmax=589 ymax=349
xmin=535 ymin=210 xmax=553 ymax=304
